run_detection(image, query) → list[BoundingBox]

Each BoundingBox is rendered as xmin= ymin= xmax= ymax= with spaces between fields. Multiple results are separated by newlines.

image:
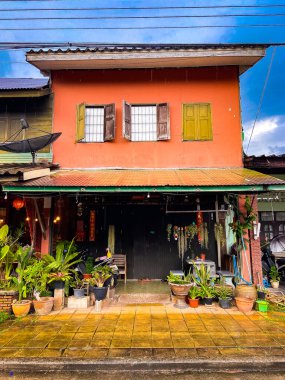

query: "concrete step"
xmin=117 ymin=293 xmax=171 ymax=304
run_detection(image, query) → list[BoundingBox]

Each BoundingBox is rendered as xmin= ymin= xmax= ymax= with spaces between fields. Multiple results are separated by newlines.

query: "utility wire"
xmin=1 ymin=13 xmax=285 ymax=21
xmin=1 ymin=24 xmax=285 ymax=31
xmin=245 ymin=47 xmax=277 ymax=154
xmin=1 ymin=4 xmax=285 ymax=12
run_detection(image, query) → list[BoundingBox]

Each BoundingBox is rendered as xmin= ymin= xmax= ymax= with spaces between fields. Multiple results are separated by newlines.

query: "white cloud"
xmin=243 ymin=116 xmax=285 ymax=156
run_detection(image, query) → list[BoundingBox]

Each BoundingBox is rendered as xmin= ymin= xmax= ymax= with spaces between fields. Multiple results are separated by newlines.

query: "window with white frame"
xmin=131 ymin=105 xmax=157 ymax=142
xmin=76 ymin=103 xmax=115 ymax=143
xmin=123 ymin=101 xmax=170 ymax=142
xmin=84 ymin=106 xmax=104 ymax=142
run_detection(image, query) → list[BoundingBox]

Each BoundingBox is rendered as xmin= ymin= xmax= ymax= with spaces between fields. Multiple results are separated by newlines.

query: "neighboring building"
xmin=2 ymin=44 xmax=285 ymax=283
xmin=245 ymin=155 xmax=285 ymax=244
xmin=0 ymin=78 xmax=53 ymax=163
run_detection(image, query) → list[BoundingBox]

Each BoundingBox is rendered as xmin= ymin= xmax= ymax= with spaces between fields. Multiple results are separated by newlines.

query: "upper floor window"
xmin=76 ymin=103 xmax=115 ymax=143
xmin=260 ymin=212 xmax=274 ymax=222
xmin=123 ymin=101 xmax=170 ymax=142
xmin=183 ymin=103 xmax=212 ymax=141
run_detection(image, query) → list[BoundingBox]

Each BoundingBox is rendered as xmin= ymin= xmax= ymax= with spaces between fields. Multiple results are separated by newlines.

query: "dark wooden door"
xmin=128 ymin=206 xmax=180 ymax=279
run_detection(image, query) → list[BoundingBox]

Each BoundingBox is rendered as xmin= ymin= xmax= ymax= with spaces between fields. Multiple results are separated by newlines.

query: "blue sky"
xmin=0 ymin=0 xmax=284 ymax=156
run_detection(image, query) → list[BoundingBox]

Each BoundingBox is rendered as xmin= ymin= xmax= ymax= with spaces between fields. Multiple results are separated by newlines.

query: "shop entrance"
xmin=53 ymin=194 xmax=219 ymax=280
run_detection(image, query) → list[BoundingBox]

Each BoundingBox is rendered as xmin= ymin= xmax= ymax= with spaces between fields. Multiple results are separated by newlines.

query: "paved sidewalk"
xmin=0 ymin=303 xmax=284 ymax=361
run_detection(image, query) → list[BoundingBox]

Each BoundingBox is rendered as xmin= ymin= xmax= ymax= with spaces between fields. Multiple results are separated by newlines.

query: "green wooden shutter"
xmin=183 ymin=104 xmax=196 ymax=140
xmin=197 ymin=104 xmax=212 ymax=140
xmin=183 ymin=103 xmax=212 ymax=141
xmin=76 ymin=103 xmax=86 ymax=142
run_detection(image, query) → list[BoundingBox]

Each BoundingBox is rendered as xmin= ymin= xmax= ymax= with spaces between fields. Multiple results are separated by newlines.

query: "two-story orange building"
xmin=3 ymin=44 xmax=285 ymax=283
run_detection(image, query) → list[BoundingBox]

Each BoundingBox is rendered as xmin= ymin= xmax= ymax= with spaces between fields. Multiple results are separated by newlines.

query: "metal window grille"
xmin=84 ymin=106 xmax=104 ymax=142
xmin=131 ymin=105 xmax=157 ymax=141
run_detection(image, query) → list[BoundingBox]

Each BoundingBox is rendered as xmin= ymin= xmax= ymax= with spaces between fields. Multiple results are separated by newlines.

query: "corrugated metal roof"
xmin=28 ymin=43 xmax=270 ymax=54
xmin=0 ymin=78 xmax=49 ymax=90
xmin=0 ymin=163 xmax=58 ymax=176
xmin=3 ymin=168 xmax=284 ymax=191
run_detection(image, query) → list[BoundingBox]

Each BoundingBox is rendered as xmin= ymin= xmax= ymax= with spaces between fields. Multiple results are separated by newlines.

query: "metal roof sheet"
xmin=0 ymin=78 xmax=49 ymax=91
xmin=27 ymin=43 xmax=270 ymax=55
xmin=3 ymin=168 xmax=285 ymax=192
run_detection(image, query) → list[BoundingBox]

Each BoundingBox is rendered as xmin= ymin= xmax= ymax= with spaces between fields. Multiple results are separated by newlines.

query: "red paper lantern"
xmin=13 ymin=197 xmax=24 ymax=210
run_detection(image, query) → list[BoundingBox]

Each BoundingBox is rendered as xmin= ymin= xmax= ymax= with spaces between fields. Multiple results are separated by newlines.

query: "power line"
xmin=245 ymin=47 xmax=277 ymax=154
xmin=1 ymin=24 xmax=285 ymax=31
xmin=1 ymin=4 xmax=285 ymax=12
xmin=1 ymin=13 xmax=285 ymax=21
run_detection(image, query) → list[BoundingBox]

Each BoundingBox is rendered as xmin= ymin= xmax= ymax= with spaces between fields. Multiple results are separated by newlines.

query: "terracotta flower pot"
xmin=33 ymin=297 xmax=54 ymax=316
xmin=12 ymin=300 xmax=32 ymax=317
xmin=169 ymin=283 xmax=191 ymax=309
xmin=188 ymin=298 xmax=199 ymax=308
xmin=235 ymin=297 xmax=254 ymax=313
xmin=83 ymin=274 xmax=92 ymax=279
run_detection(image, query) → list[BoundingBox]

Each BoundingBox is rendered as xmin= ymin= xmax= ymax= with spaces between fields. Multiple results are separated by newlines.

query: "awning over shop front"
xmin=2 ymin=168 xmax=285 ymax=194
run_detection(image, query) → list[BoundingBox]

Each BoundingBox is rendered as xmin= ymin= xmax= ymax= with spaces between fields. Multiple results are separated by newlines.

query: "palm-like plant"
xmin=90 ymin=271 xmax=111 ymax=287
xmin=0 ymin=224 xmax=22 ymax=287
xmin=43 ymin=239 xmax=82 ymax=283
xmin=11 ymin=246 xmax=33 ymax=302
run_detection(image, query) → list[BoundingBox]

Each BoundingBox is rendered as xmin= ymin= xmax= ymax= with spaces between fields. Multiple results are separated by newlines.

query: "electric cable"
xmin=2 ymin=24 xmax=285 ymax=31
xmin=245 ymin=46 xmax=277 ymax=154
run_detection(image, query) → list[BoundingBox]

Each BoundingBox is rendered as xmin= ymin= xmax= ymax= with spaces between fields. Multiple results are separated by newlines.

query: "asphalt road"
xmin=1 ymin=371 xmax=285 ymax=380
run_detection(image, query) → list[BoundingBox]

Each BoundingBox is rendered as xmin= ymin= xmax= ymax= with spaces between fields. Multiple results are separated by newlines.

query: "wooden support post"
xmin=215 ymin=196 xmax=221 ymax=270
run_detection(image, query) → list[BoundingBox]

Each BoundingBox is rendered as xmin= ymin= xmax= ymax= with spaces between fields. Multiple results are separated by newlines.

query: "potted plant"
xmin=269 ymin=266 xmax=280 ymax=289
xmin=188 ymin=286 xmax=201 ymax=308
xmin=215 ymin=282 xmax=233 ymax=309
xmin=0 ymin=225 xmax=20 ymax=314
xmin=200 ymin=284 xmax=215 ymax=305
xmin=23 ymin=258 xmax=54 ymax=316
xmin=257 ymin=285 xmax=267 ymax=300
xmin=167 ymin=271 xmax=191 ymax=309
xmin=42 ymin=239 xmax=82 ymax=310
xmin=191 ymin=262 xmax=215 ymax=305
xmin=44 ymin=239 xmax=82 ymax=287
xmin=71 ymin=273 xmax=85 ymax=298
xmin=90 ymin=267 xmax=111 ymax=301
xmin=83 ymin=257 xmax=93 ymax=279
xmin=11 ymin=246 xmax=33 ymax=317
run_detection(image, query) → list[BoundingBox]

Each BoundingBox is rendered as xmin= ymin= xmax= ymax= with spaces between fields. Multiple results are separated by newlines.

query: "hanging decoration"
xmin=89 ymin=210 xmax=96 ymax=241
xmin=200 ymin=222 xmax=209 ymax=249
xmin=166 ymin=224 xmax=172 ymax=241
xmin=214 ymin=223 xmax=226 ymax=248
xmin=167 ymin=223 xmax=199 ymax=259
xmin=12 ymin=197 xmax=24 ymax=210
xmin=196 ymin=211 xmax=203 ymax=244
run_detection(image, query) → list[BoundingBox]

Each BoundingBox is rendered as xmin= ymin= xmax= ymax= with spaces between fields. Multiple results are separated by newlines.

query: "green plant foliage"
xmin=0 ymin=224 xmax=22 ymax=288
xmin=270 ymin=266 xmax=280 ymax=282
xmin=43 ymin=238 xmax=82 ymax=283
xmin=11 ymin=246 xmax=33 ymax=302
xmin=23 ymin=258 xmax=51 ymax=296
xmin=229 ymin=196 xmax=256 ymax=253
xmin=90 ymin=271 xmax=111 ymax=288
xmin=167 ymin=271 xmax=191 ymax=285
xmin=188 ymin=286 xmax=201 ymax=299
xmin=191 ymin=262 xmax=215 ymax=298
xmin=0 ymin=311 xmax=9 ymax=323
xmin=85 ymin=257 xmax=94 ymax=274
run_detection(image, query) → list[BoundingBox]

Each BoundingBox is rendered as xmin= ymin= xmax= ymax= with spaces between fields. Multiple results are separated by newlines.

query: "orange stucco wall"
xmin=51 ymin=67 xmax=243 ymax=168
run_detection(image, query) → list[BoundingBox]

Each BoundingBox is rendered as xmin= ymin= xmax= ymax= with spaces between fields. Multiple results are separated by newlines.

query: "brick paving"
xmin=0 ymin=303 xmax=285 ymax=360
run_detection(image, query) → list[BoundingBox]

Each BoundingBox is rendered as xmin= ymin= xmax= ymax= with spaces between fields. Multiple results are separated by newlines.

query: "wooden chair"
xmin=113 ymin=254 xmax=127 ymax=284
